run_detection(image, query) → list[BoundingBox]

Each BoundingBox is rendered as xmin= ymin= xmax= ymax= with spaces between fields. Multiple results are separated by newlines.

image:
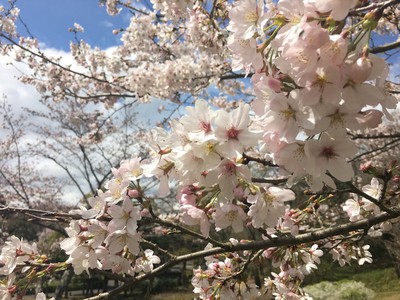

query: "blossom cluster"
xmin=144 ymin=100 xmax=300 ymax=238
xmin=261 ymin=244 xmax=323 ymax=298
xmin=0 ymin=236 xmax=53 ymax=299
xmin=343 ymin=177 xmax=394 ymax=235
xmin=0 ymin=0 xmax=399 ymax=299
xmin=228 ymin=0 xmax=397 ymax=190
xmin=192 ymin=243 xmax=261 ymax=299
xmin=0 ymin=5 xmax=19 ymax=37
xmin=1 ymin=1 xmax=231 ymax=107
xmin=60 ymin=157 xmax=160 ymax=276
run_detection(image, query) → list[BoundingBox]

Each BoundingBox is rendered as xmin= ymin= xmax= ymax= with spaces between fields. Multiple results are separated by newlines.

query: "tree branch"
xmin=349 ymin=132 xmax=400 ymax=139
xmin=371 ymin=40 xmax=400 ymax=54
xmin=0 ymin=205 xmax=81 ymax=222
xmin=84 ymin=207 xmax=400 ymax=299
xmin=251 ymin=177 xmax=288 ymax=184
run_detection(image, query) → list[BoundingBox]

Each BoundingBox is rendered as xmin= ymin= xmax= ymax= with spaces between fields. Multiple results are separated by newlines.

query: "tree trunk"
xmin=54 ymin=269 xmax=74 ymax=300
xmin=382 ymin=223 xmax=400 ymax=277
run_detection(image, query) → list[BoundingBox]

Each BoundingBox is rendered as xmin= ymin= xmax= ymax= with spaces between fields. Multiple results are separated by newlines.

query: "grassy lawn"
xmin=150 ymin=292 xmax=194 ymax=300
xmin=377 ymin=291 xmax=400 ymax=300
xmin=349 ymin=268 xmax=400 ymax=294
xmin=150 ymin=269 xmax=400 ymax=300
xmin=305 ymin=267 xmax=400 ymax=300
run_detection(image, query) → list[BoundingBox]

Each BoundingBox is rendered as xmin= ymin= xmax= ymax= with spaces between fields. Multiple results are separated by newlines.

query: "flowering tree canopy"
xmin=1 ymin=0 xmax=400 ymax=299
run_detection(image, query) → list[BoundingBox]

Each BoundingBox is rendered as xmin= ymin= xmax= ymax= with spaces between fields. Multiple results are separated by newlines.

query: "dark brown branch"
xmin=251 ymin=177 xmax=288 ymax=184
xmin=350 ymin=138 xmax=400 ymax=162
xmin=349 ymin=132 xmax=400 ymax=139
xmin=220 ymin=73 xmax=252 ymax=81
xmin=371 ymin=40 xmax=400 ymax=54
xmin=84 ymin=207 xmax=400 ymax=299
xmin=350 ymin=0 xmax=400 ymax=15
xmin=242 ymin=153 xmax=278 ymax=167
xmin=150 ymin=217 xmax=229 ymax=249
xmin=41 ymin=154 xmax=88 ymax=201
xmin=79 ymin=144 xmax=100 ymax=193
xmin=0 ymin=205 xmax=81 ymax=221
xmin=22 ymin=218 xmax=67 ymax=236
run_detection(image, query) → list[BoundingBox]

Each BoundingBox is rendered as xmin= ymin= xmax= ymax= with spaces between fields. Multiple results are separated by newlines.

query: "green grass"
xmin=150 ymin=291 xmax=194 ymax=300
xmin=305 ymin=267 xmax=400 ymax=300
xmin=349 ymin=268 xmax=400 ymax=294
xmin=376 ymin=291 xmax=400 ymax=300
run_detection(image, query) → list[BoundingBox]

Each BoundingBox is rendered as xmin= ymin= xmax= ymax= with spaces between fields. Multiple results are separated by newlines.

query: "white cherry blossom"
xmin=305 ymin=133 xmax=357 ymax=184
xmin=134 ymin=249 xmax=161 ymax=273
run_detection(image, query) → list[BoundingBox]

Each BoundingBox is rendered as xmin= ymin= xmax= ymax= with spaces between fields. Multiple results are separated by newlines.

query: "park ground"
xmin=27 ymin=267 xmax=400 ymax=300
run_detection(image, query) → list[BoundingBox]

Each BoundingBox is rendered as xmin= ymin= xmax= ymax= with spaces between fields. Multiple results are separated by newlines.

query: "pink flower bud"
xmin=7 ymin=285 xmax=17 ymax=294
xmin=360 ymin=161 xmax=373 ymax=172
xmin=349 ymin=57 xmax=373 ymax=83
xmin=392 ymin=176 xmax=400 ymax=183
xmin=128 ymin=189 xmax=140 ymax=198
xmin=79 ymin=224 xmax=88 ymax=232
xmin=141 ymin=208 xmax=150 ymax=217
xmin=267 ymin=77 xmax=282 ymax=92
xmin=263 ymin=247 xmax=276 ymax=259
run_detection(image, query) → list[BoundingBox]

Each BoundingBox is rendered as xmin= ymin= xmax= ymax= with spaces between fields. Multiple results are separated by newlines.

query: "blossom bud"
xmin=362 ymin=11 xmax=381 ymax=30
xmin=141 ymin=208 xmax=150 ymax=217
xmin=340 ymin=30 xmax=350 ymax=39
xmin=392 ymin=175 xmax=400 ymax=183
xmin=45 ymin=263 xmax=57 ymax=273
xmin=263 ymin=247 xmax=276 ymax=259
xmin=128 ymin=189 xmax=140 ymax=198
xmin=158 ymin=147 xmax=172 ymax=155
xmin=349 ymin=57 xmax=373 ymax=83
xmin=79 ymin=224 xmax=88 ymax=232
xmin=7 ymin=285 xmax=17 ymax=295
xmin=359 ymin=161 xmax=376 ymax=174
xmin=388 ymin=160 xmax=398 ymax=171
xmin=267 ymin=77 xmax=282 ymax=93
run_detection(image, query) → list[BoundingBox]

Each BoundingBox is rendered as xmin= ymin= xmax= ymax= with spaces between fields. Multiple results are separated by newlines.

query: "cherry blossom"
xmin=214 ymin=203 xmax=247 ymax=232
xmin=134 ymin=249 xmax=161 ymax=273
xmin=343 ymin=195 xmax=363 ymax=222
xmin=0 ymin=236 xmax=37 ymax=276
xmin=312 ymin=0 xmax=358 ymax=21
xmin=107 ymin=198 xmax=142 ymax=234
xmin=305 ymin=133 xmax=357 ymax=185
xmin=214 ymin=103 xmax=261 ymax=157
xmin=180 ymin=204 xmax=210 ymax=238
xmin=228 ymin=0 xmax=267 ymax=39
xmin=1 ymin=0 xmax=400 ymax=298
xmin=247 ymin=186 xmax=295 ymax=228
xmin=104 ymin=229 xmax=141 ymax=256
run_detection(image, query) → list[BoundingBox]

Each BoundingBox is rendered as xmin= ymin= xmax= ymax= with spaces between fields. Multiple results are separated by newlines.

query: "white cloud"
xmin=0 ymin=56 xmax=38 ymax=113
xmin=0 ymin=44 xmax=173 ymax=206
xmin=0 ymin=48 xmax=86 ymax=205
xmin=103 ymin=20 xmax=114 ymax=28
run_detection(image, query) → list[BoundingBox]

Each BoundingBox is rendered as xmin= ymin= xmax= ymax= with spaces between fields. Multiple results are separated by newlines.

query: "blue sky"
xmin=8 ymin=0 xmax=130 ymax=50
